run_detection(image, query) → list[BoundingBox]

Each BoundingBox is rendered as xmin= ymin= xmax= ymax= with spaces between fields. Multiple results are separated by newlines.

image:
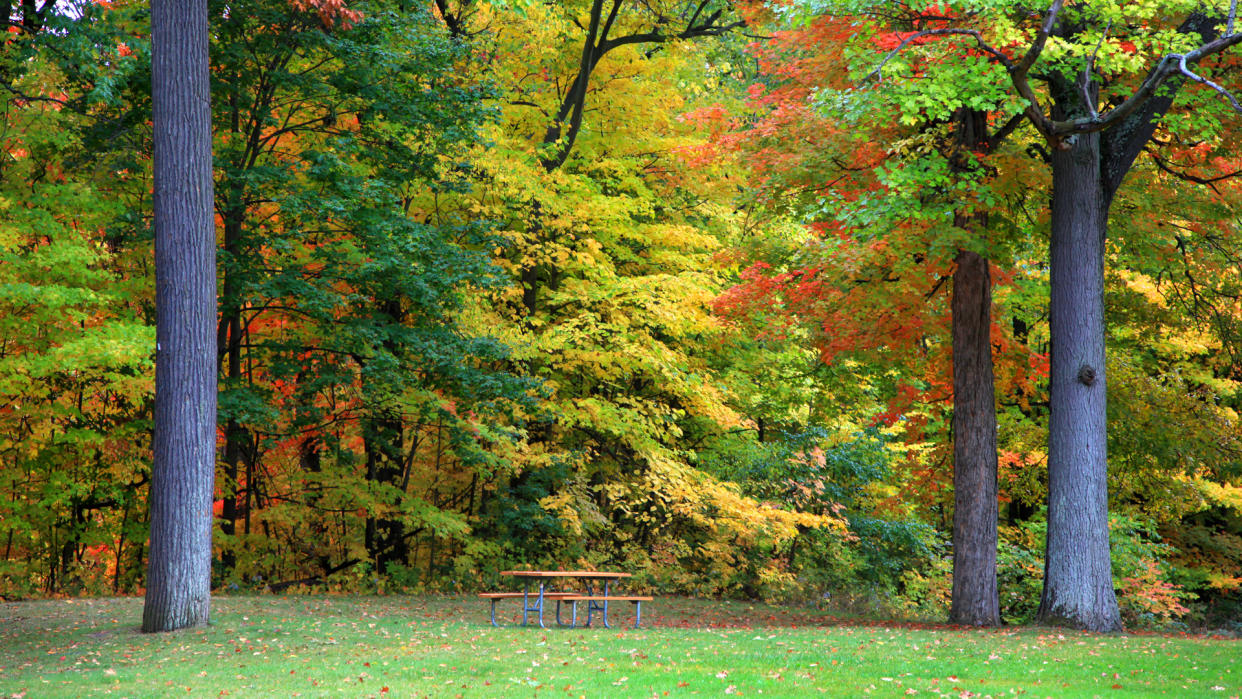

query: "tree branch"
xmin=1014 ymin=0 xmax=1062 ymax=75
xmin=1146 ymin=147 xmax=1242 ymax=194
xmin=599 ymin=0 xmax=623 ymax=46
xmin=508 ymin=99 xmax=549 ymax=117
xmin=1007 ymin=0 xmax=1063 ymax=141
xmin=1099 ymin=12 xmax=1224 ymax=200
xmin=989 ymin=111 xmax=1028 ymax=149
xmin=1174 ymin=51 xmax=1242 ymax=113
xmin=432 ymin=0 xmax=476 ymax=40
xmin=596 ymin=16 xmax=746 ymax=54
xmin=540 ymin=0 xmax=744 ymax=171
xmin=1080 ymin=22 xmax=1111 ymax=119
xmin=1055 ymin=27 xmax=1242 ymax=138
xmin=0 ymin=80 xmax=73 ymax=109
xmin=539 ymin=0 xmax=605 ymax=171
xmin=858 ymin=7 xmax=1065 ymax=141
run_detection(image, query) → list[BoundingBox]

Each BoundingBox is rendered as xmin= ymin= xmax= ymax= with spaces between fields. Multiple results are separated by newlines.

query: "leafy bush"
xmin=700 ymin=428 xmax=933 ymax=603
xmin=995 ymin=511 xmax=1193 ymax=627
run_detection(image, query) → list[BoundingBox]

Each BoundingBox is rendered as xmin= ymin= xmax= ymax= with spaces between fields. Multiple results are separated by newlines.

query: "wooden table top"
xmin=500 ymin=570 xmax=631 ymax=579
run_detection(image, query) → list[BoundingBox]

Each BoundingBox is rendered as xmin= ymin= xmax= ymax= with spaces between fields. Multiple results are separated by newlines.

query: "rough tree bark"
xmin=948 ymin=108 xmax=1000 ymax=626
xmin=143 ymin=0 xmax=217 ymax=633
xmin=1037 ymin=131 xmax=1121 ymax=632
xmin=949 ymin=249 xmax=1001 ymax=626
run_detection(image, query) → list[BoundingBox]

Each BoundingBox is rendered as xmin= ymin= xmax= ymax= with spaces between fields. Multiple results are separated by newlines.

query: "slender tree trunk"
xmin=143 ymin=0 xmax=217 ymax=633
xmin=1037 ymin=132 xmax=1121 ymax=632
xmin=949 ymin=248 xmax=1001 ymax=626
xmin=947 ymin=108 xmax=1000 ymax=626
xmin=363 ymin=413 xmax=407 ymax=570
xmin=219 ymin=281 xmax=243 ymax=573
xmin=113 ymin=494 xmax=131 ymax=593
xmin=360 ymin=295 xmax=410 ymax=572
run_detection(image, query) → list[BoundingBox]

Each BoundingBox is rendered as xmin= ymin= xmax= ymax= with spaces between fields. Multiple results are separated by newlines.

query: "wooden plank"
xmin=477 ymin=592 xmax=579 ymax=599
xmin=499 ymin=570 xmax=631 ymax=578
xmin=558 ymin=595 xmax=653 ymax=602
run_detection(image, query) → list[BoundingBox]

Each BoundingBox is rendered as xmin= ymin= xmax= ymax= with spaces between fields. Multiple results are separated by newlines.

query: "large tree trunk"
xmin=143 ymin=0 xmax=217 ymax=633
xmin=949 ymin=248 xmax=1000 ymax=626
xmin=1036 ymin=132 xmax=1121 ymax=632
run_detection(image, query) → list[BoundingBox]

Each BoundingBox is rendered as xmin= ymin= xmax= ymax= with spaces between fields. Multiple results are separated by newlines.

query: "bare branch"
xmin=1006 ymin=0 xmax=1064 ymax=141
xmin=1230 ymin=0 xmax=1238 ymax=36
xmin=1080 ymin=22 xmax=1111 ymax=119
xmin=1175 ymin=51 xmax=1242 ymax=113
xmin=1053 ymin=25 xmax=1242 ymax=139
xmin=1014 ymin=0 xmax=1063 ymax=75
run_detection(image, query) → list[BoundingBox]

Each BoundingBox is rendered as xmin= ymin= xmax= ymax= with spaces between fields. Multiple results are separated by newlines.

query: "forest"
xmin=2 ymin=0 xmax=1241 ymax=634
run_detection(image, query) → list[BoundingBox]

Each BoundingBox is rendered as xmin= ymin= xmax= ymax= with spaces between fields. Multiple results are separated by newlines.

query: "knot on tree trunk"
xmin=1077 ymin=364 xmax=1097 ymax=386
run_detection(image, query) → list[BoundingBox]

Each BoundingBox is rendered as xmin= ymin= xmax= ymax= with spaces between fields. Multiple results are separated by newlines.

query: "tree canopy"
xmin=1 ymin=0 xmax=1240 ymax=631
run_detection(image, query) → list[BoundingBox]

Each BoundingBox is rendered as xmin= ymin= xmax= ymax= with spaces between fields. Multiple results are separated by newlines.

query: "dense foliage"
xmin=1 ymin=0 xmax=1239 ymax=630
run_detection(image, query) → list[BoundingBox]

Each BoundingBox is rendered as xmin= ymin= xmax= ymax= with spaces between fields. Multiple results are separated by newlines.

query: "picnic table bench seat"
xmin=556 ymin=594 xmax=652 ymax=628
xmin=555 ymin=595 xmax=653 ymax=602
xmin=480 ymin=571 xmax=652 ymax=629
xmin=477 ymin=591 xmax=579 ymax=599
xmin=479 ymin=590 xmax=587 ymax=626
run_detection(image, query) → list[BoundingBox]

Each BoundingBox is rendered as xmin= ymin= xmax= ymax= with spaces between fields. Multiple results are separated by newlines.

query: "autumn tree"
xmin=960 ymin=0 xmax=1240 ymax=632
xmin=428 ymin=0 xmax=843 ymax=588
xmin=0 ymin=48 xmax=154 ymax=596
xmin=776 ymin=0 xmax=1242 ymax=630
xmin=708 ymin=4 xmax=1029 ymax=624
xmin=947 ymin=112 xmax=1001 ymax=627
xmin=192 ymin=0 xmax=532 ymax=583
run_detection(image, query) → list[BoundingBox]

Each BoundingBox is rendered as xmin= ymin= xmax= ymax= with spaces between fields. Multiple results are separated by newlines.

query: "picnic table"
xmin=479 ymin=570 xmax=652 ymax=629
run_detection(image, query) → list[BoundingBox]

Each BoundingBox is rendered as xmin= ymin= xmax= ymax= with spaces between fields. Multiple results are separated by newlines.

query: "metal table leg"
xmin=521 ymin=580 xmax=548 ymax=628
xmin=601 ymin=579 xmax=612 ymax=628
xmin=582 ymin=579 xmax=613 ymax=628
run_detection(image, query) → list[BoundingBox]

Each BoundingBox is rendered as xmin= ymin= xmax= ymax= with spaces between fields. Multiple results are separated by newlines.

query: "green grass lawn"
xmin=1 ymin=594 xmax=1237 ymax=697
